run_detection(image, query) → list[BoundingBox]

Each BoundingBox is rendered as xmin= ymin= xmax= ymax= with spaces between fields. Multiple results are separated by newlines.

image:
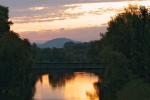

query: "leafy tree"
xmin=117 ymin=79 xmax=150 ymax=100
xmin=0 ymin=5 xmax=12 ymax=34
xmin=101 ymin=5 xmax=150 ymax=80
xmin=100 ymin=48 xmax=131 ymax=100
xmin=0 ymin=5 xmax=33 ymax=100
xmin=87 ymin=40 xmax=101 ymax=62
xmin=98 ymin=5 xmax=150 ymax=100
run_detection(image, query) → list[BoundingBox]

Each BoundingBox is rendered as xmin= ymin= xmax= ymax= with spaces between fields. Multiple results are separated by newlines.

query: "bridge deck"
xmin=36 ymin=62 xmax=102 ymax=64
xmin=34 ymin=63 xmax=104 ymax=70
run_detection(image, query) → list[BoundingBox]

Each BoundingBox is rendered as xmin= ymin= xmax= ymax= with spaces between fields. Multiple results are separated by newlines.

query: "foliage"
xmin=87 ymin=40 xmax=101 ymax=62
xmin=0 ymin=5 xmax=12 ymax=34
xmin=117 ymin=79 xmax=150 ymax=100
xmin=101 ymin=5 xmax=150 ymax=79
xmin=100 ymin=48 xmax=131 ymax=100
xmin=0 ymin=5 xmax=33 ymax=100
xmin=98 ymin=5 xmax=150 ymax=100
xmin=35 ymin=42 xmax=90 ymax=63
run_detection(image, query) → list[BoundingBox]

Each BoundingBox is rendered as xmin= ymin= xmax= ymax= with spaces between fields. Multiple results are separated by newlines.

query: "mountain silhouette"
xmin=37 ymin=38 xmax=80 ymax=48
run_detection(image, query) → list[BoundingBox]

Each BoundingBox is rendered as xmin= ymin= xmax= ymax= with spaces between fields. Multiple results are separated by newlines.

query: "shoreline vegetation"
xmin=0 ymin=4 xmax=150 ymax=100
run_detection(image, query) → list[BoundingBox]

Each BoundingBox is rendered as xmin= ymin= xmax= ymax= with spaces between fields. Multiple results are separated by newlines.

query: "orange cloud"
xmin=29 ymin=6 xmax=48 ymax=11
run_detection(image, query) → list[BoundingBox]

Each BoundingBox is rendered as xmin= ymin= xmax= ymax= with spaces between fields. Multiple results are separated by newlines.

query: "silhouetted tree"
xmin=0 ymin=5 xmax=33 ymax=100
xmin=98 ymin=5 xmax=150 ymax=100
xmin=0 ymin=5 xmax=12 ymax=34
xmin=101 ymin=5 xmax=150 ymax=80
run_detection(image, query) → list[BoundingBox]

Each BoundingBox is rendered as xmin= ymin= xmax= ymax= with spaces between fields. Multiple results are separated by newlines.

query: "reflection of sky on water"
xmin=34 ymin=72 xmax=99 ymax=100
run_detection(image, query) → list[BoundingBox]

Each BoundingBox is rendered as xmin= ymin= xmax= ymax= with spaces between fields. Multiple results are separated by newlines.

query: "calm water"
xmin=33 ymin=72 xmax=100 ymax=100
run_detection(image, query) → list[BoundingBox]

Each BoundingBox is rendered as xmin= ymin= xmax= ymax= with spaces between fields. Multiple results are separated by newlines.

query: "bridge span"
xmin=32 ymin=62 xmax=105 ymax=76
xmin=34 ymin=62 xmax=104 ymax=70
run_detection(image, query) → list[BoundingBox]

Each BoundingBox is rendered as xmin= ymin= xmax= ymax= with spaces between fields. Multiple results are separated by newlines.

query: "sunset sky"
xmin=0 ymin=0 xmax=150 ymax=43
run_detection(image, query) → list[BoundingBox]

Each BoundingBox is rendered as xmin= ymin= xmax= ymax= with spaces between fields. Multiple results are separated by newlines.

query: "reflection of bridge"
xmin=34 ymin=62 xmax=104 ymax=70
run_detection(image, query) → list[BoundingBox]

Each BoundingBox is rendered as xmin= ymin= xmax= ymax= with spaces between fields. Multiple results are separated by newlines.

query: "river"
xmin=33 ymin=71 xmax=101 ymax=100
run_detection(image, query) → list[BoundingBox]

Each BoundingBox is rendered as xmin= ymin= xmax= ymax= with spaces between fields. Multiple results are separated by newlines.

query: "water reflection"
xmin=33 ymin=72 xmax=100 ymax=100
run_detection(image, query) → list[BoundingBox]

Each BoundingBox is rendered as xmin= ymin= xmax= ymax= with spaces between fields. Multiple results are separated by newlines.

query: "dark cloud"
xmin=0 ymin=0 xmax=133 ymax=6
xmin=0 ymin=0 xmax=135 ymax=12
xmin=0 ymin=0 xmax=138 ymax=16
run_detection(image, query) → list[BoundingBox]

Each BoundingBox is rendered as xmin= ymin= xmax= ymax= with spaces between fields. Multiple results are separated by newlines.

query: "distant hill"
xmin=37 ymin=38 xmax=80 ymax=48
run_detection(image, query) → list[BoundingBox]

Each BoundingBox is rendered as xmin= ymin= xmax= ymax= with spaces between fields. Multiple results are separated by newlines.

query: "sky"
xmin=0 ymin=0 xmax=150 ymax=43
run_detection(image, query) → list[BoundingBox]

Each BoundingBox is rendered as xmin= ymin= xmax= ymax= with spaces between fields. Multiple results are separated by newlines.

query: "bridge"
xmin=34 ymin=62 xmax=104 ymax=70
xmin=33 ymin=62 xmax=105 ymax=76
